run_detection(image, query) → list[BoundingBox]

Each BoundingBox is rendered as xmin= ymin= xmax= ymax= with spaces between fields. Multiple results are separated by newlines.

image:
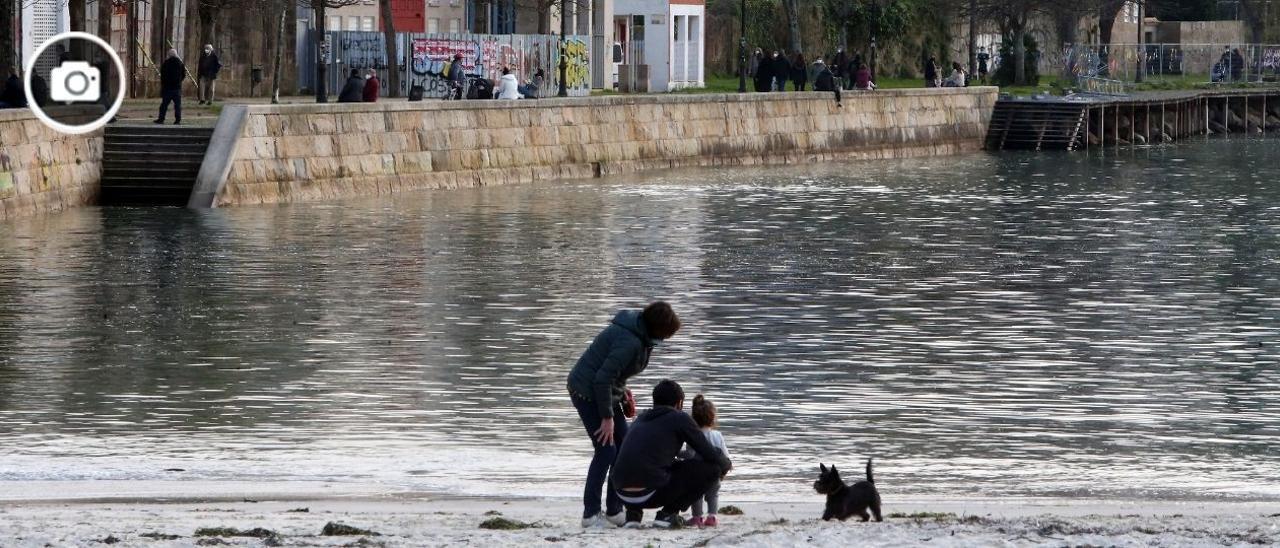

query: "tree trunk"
xmin=128 ymin=0 xmax=138 ymax=97
xmin=272 ymin=1 xmax=286 ymax=103
xmin=1014 ymin=20 xmax=1027 ymax=86
xmin=380 ymin=0 xmax=400 ymax=97
xmin=1240 ymin=0 xmax=1265 ymax=43
xmin=315 ymin=3 xmax=328 ymax=102
xmin=0 ymin=0 xmax=15 ymax=75
xmin=781 ymin=0 xmax=801 ymax=53
xmin=98 ymin=0 xmax=113 ymax=42
xmin=69 ymin=0 xmax=87 ymax=59
xmin=1098 ymin=0 xmax=1124 ymax=45
xmin=967 ymin=0 xmax=976 ymax=80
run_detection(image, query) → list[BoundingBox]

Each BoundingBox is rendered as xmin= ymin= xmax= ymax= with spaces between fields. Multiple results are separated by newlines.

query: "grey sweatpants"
xmin=691 ymin=478 xmax=721 ymax=516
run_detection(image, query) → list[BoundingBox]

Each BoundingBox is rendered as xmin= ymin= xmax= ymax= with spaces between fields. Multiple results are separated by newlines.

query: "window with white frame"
xmin=428 ymin=18 xmax=440 ymax=33
xmin=362 ymin=16 xmax=375 ymax=32
xmin=449 ymin=19 xmax=461 ymax=33
xmin=328 ymin=15 xmax=341 ymax=30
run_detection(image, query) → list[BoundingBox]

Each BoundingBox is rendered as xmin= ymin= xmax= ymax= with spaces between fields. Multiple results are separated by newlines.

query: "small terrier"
xmin=813 ymin=459 xmax=882 ymax=522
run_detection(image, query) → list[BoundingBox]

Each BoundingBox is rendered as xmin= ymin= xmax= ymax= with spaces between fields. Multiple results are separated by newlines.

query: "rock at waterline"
xmin=322 ymin=522 xmax=382 ymax=536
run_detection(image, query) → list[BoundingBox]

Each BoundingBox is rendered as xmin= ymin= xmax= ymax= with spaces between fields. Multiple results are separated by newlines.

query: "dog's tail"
xmin=866 ymin=457 xmax=875 ymax=484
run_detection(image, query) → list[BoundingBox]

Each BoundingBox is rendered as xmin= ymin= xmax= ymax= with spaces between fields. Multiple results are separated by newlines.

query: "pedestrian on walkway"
xmin=338 ymin=68 xmax=365 ymax=103
xmin=0 ymin=68 xmax=26 ymax=108
xmin=770 ymin=51 xmax=790 ymax=92
xmin=790 ymin=52 xmax=808 ymax=91
xmin=155 ymin=49 xmax=184 ymax=125
xmin=924 ymin=56 xmax=940 ymax=88
xmin=362 ymin=69 xmax=380 ymax=102
xmin=496 ymin=66 xmax=522 ymax=99
xmin=448 ymin=53 xmax=467 ymax=100
xmin=753 ymin=52 xmax=773 ymax=92
xmin=197 ymin=44 xmax=221 ymax=105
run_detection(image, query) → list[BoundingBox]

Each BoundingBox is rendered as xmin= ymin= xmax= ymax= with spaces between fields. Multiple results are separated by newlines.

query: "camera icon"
xmin=50 ymin=61 xmax=101 ymax=103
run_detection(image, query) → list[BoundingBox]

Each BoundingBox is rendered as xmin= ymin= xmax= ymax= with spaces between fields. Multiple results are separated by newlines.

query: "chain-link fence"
xmin=1062 ymin=43 xmax=1280 ymax=88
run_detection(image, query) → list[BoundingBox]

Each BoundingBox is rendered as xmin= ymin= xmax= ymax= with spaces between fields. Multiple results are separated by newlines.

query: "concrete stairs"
xmin=100 ymin=125 xmax=213 ymax=206
xmin=986 ymin=100 xmax=1089 ymax=151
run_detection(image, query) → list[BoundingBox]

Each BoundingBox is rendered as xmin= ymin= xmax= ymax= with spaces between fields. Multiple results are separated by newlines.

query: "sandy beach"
xmin=1 ymin=483 xmax=1277 ymax=547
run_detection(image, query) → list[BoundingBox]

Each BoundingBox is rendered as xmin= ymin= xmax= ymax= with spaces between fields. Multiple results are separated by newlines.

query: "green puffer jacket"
xmin=567 ymin=310 xmax=654 ymax=418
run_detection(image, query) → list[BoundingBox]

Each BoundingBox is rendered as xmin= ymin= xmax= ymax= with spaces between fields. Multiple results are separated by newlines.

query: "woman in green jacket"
xmin=566 ymin=302 xmax=681 ymax=528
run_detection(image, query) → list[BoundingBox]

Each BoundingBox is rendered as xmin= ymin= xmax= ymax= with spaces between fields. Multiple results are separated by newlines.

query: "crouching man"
xmin=610 ymin=379 xmax=732 ymax=528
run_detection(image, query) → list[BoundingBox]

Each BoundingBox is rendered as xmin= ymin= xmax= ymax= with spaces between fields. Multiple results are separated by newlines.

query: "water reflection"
xmin=0 ymin=138 xmax=1277 ymax=501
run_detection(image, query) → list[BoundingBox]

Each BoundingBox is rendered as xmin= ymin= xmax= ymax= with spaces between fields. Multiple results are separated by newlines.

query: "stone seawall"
xmin=212 ymin=88 xmax=998 ymax=207
xmin=0 ymin=110 xmax=103 ymax=222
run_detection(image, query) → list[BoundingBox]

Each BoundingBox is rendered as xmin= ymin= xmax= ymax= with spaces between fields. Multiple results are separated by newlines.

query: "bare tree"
xmin=300 ymin=0 xmax=364 ymax=102
xmin=0 ymin=0 xmax=14 ymax=75
xmin=271 ymin=0 xmax=288 ymax=103
xmin=380 ymin=0 xmax=399 ymax=97
xmin=780 ymin=0 xmax=801 ymax=53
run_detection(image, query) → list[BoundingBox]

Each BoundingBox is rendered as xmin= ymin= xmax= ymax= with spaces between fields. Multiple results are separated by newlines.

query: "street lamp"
xmin=870 ymin=1 xmax=880 ymax=83
xmin=1135 ymin=0 xmax=1145 ymax=84
xmin=558 ymin=0 xmax=569 ymax=97
xmin=738 ymin=0 xmax=747 ymax=93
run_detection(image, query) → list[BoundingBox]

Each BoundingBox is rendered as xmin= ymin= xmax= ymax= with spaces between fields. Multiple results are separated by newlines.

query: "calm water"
xmin=1 ymin=138 xmax=1277 ymax=502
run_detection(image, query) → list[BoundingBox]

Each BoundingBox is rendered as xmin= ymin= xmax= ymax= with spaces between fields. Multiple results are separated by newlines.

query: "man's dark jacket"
xmin=567 ymin=310 xmax=653 ymax=418
xmin=160 ymin=57 xmax=185 ymax=92
xmin=611 ymin=406 xmax=733 ymax=490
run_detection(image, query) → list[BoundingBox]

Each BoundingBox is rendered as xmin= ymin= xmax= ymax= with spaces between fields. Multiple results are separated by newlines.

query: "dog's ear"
xmin=819 ymin=463 xmax=827 ymax=473
xmin=831 ymin=465 xmax=839 ymax=476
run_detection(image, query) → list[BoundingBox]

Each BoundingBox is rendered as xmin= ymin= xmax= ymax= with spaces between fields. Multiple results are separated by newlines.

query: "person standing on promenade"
xmin=567 ymin=302 xmax=681 ymax=528
xmin=362 ymin=69 xmax=380 ymax=102
xmin=155 ymin=49 xmax=185 ymax=125
xmin=924 ymin=56 xmax=939 ymax=87
xmin=977 ymin=46 xmax=990 ymax=83
xmin=753 ymin=52 xmax=774 ymax=92
xmin=338 ymin=69 xmax=364 ymax=103
xmin=791 ymin=52 xmax=809 ymax=91
xmin=197 ymin=44 xmax=221 ymax=105
xmin=448 ymin=53 xmax=467 ymax=100
xmin=749 ymin=48 xmax=763 ymax=79
xmin=771 ymin=51 xmax=790 ymax=91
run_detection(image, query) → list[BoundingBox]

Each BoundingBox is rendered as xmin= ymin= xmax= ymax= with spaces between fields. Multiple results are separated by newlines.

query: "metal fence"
xmin=302 ymin=31 xmax=593 ymax=99
xmin=1062 ymin=43 xmax=1280 ymax=86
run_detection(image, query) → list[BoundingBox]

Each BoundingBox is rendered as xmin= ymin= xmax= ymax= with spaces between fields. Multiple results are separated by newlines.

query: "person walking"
xmin=748 ymin=48 xmax=763 ymax=79
xmin=770 ymin=51 xmax=790 ymax=92
xmin=753 ymin=52 xmax=773 ymax=92
xmin=924 ymin=56 xmax=940 ymax=88
xmin=0 ymin=68 xmax=25 ymax=108
xmin=155 ymin=49 xmax=185 ymax=125
xmin=197 ymin=44 xmax=221 ymax=105
xmin=338 ymin=68 xmax=365 ymax=103
xmin=362 ymin=69 xmax=380 ymax=102
xmin=567 ymin=302 xmax=681 ymax=528
xmin=790 ymin=52 xmax=808 ymax=91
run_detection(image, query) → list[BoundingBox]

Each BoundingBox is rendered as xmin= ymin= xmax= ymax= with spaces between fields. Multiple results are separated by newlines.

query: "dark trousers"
xmin=572 ymin=394 xmax=629 ymax=519
xmin=158 ymin=89 xmax=181 ymax=122
xmin=621 ymin=459 xmax=722 ymax=517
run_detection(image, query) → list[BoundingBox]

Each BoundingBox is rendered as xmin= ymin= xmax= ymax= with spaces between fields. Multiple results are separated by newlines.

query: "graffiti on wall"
xmin=324 ymin=31 xmax=592 ymax=98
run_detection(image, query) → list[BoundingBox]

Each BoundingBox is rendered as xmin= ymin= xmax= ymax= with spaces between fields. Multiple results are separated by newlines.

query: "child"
xmin=685 ymin=394 xmax=729 ymax=527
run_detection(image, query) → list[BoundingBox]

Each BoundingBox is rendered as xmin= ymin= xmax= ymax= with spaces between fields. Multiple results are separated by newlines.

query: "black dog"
xmin=814 ymin=459 xmax=882 ymax=522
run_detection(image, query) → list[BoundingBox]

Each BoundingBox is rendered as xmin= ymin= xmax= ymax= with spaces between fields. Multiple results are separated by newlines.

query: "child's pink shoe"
xmin=704 ymin=515 xmax=718 ymax=527
xmin=687 ymin=516 xmax=705 ymax=527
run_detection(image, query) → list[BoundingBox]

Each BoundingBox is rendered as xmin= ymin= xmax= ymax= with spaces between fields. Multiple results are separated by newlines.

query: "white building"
xmin=21 ymin=0 xmax=69 ymax=79
xmin=613 ymin=0 xmax=704 ymax=91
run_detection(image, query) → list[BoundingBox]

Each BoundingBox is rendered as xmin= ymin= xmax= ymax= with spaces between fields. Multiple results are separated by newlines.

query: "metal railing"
xmin=1062 ymin=43 xmax=1280 ymax=86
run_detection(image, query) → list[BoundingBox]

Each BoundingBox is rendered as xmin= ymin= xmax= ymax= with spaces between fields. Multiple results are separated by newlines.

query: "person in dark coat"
xmin=197 ymin=44 xmax=221 ymax=105
xmin=833 ymin=49 xmax=850 ymax=83
xmin=753 ymin=52 xmax=773 ymax=92
xmin=924 ymin=56 xmax=939 ymax=87
xmin=337 ymin=68 xmax=364 ymax=103
xmin=362 ymin=69 xmax=379 ymax=102
xmin=448 ymin=53 xmax=466 ymax=99
xmin=567 ymin=302 xmax=681 ymax=528
xmin=155 ymin=49 xmax=185 ymax=125
xmin=854 ymin=63 xmax=875 ymax=90
xmin=770 ymin=51 xmax=791 ymax=91
xmin=0 ymin=69 xmax=25 ymax=108
xmin=790 ymin=52 xmax=808 ymax=91
xmin=848 ymin=53 xmax=863 ymax=90
xmin=611 ymin=380 xmax=733 ymax=528
xmin=1231 ymin=48 xmax=1246 ymax=82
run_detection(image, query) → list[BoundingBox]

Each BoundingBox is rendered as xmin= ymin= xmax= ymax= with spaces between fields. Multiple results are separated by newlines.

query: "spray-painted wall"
xmin=309 ymin=31 xmax=592 ymax=98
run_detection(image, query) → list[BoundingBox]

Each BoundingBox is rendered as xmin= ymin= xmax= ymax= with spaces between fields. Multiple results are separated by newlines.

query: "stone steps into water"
xmin=100 ymin=125 xmax=214 ymax=206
